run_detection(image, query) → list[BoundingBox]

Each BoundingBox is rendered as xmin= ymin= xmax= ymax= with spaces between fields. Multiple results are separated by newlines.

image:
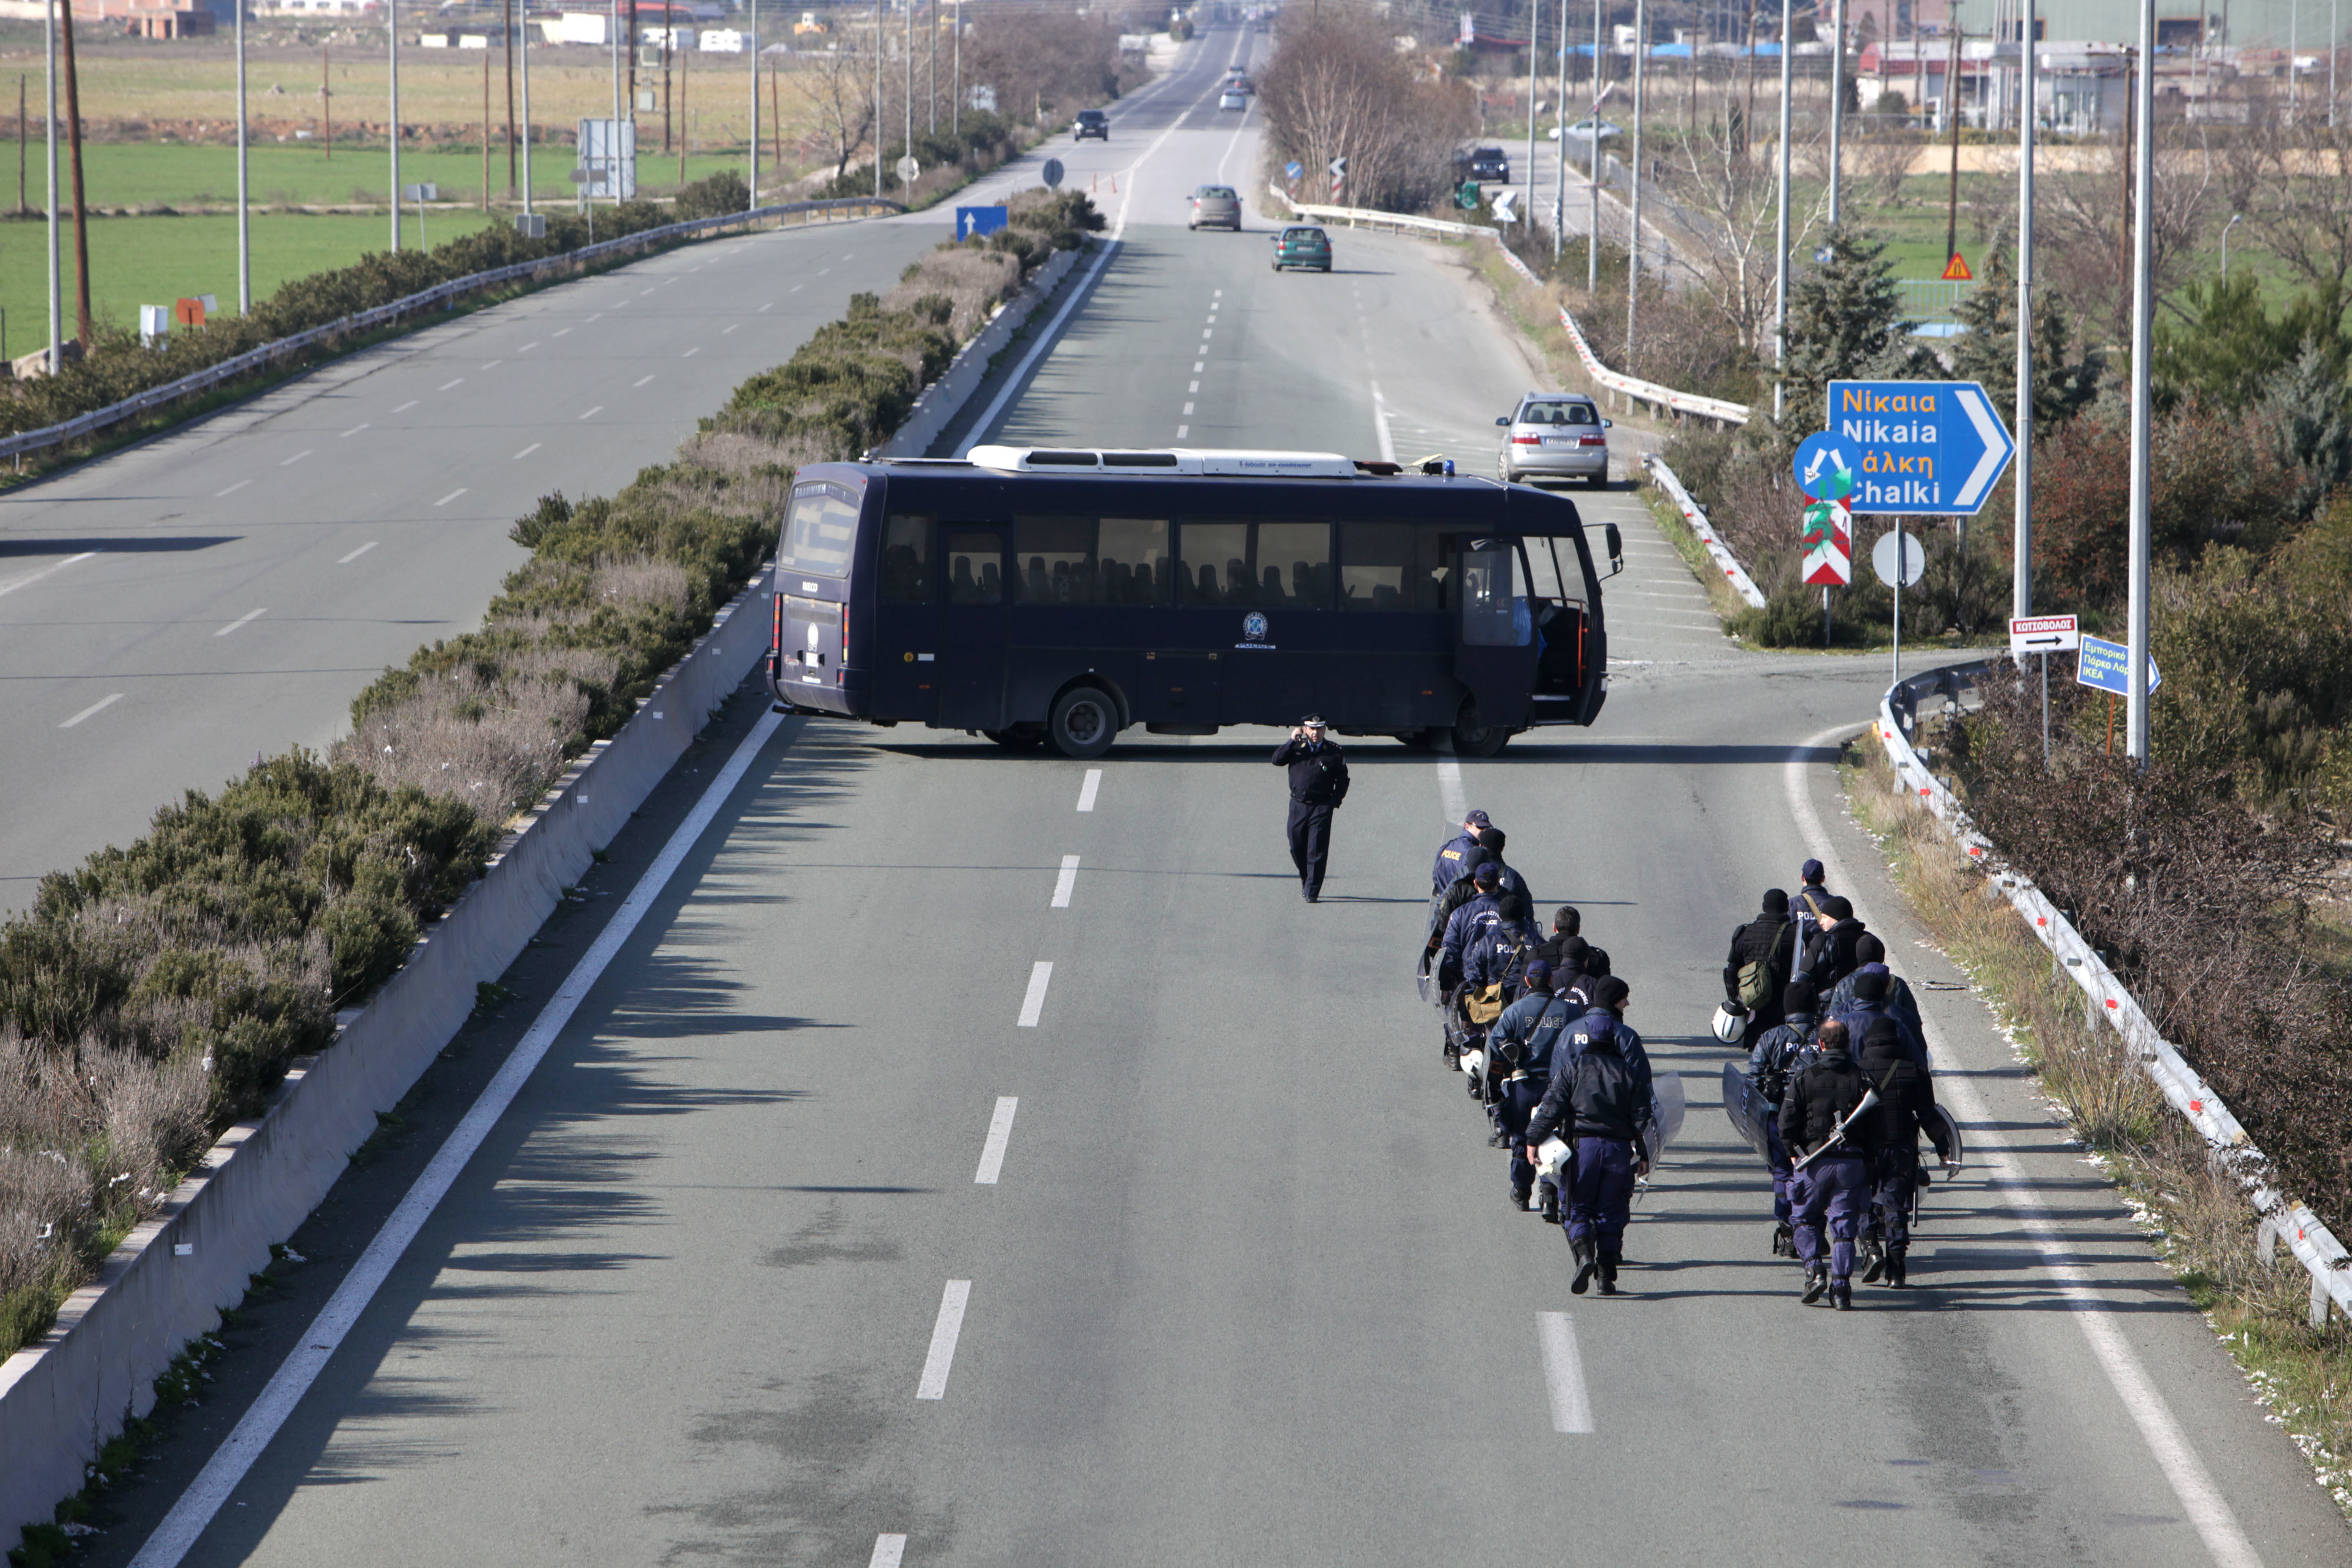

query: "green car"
xmin=1272 ymin=225 xmax=1332 ymax=273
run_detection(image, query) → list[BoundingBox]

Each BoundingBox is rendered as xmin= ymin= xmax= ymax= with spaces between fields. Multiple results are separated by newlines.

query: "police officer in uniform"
xmin=1743 ymin=977 xmax=1820 ymax=1257
xmin=1271 ymin=716 xmax=1349 ymax=902
xmin=1431 ymin=809 xmax=1493 ymax=895
xmin=1857 ymin=1017 xmax=1954 ymax=1286
xmin=1489 ymin=961 xmax=1578 ymax=1218
xmin=1779 ymin=1031 xmax=1881 ymax=1309
xmin=1525 ymin=1008 xmax=1651 ymax=1296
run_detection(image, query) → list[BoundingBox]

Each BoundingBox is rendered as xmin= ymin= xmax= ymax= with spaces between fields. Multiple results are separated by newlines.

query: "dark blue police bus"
xmin=766 ymin=444 xmax=1620 ymax=758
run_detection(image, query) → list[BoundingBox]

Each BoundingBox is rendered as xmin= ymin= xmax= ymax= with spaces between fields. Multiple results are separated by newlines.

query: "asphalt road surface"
xmin=61 ymin=24 xmax=2352 ymax=1568
xmin=0 ymin=187 xmax=944 ymax=913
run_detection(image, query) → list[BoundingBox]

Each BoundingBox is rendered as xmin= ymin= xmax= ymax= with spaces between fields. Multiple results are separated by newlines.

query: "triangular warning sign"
xmin=1942 ymin=251 xmax=1973 ymax=282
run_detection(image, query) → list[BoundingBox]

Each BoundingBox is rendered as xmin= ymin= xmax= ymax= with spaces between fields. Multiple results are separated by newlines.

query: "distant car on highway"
xmin=1549 ymin=118 xmax=1623 ymax=142
xmin=1459 ymin=145 xmax=1511 ymax=182
xmin=1496 ymin=393 xmax=1611 ymax=487
xmin=1218 ymin=87 xmax=1248 ymax=110
xmin=1272 ymin=225 xmax=1332 ymax=272
xmin=1224 ymin=68 xmax=1254 ymax=92
xmin=1073 ymin=108 xmax=1110 ymax=141
xmin=1190 ymin=185 xmax=1243 ymax=230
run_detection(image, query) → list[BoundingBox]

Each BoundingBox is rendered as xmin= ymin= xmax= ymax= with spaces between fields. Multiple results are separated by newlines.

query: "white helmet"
xmin=1710 ymin=1003 xmax=1748 ymax=1044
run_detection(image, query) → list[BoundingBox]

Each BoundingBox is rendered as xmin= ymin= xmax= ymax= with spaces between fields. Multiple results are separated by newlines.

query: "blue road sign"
xmin=1822 ymin=379 xmax=2017 ymax=516
xmin=1285 ymin=160 xmax=1303 ymax=181
xmin=2074 ymin=635 xmax=2162 ymax=696
xmin=1792 ymin=431 xmax=1856 ymax=500
xmin=956 ymin=205 xmax=1009 ymax=241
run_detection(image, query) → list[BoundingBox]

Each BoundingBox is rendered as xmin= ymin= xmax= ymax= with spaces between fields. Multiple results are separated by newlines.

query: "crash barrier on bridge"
xmin=0 ymin=563 xmax=779 ymax=1555
xmin=0 ymin=196 xmax=903 ymax=467
xmin=869 ymin=243 xmax=1085 ymax=459
xmin=1877 ymin=662 xmax=2352 ymax=1330
xmin=1639 ymin=453 xmax=1766 ymax=609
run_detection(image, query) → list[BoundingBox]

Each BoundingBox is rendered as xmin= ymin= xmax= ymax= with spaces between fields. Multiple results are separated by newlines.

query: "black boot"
xmin=1862 ymin=1239 xmax=1887 ymax=1285
xmin=1571 ymin=1242 xmax=1597 ymax=1295
xmin=1831 ymin=1281 xmax=1855 ymax=1311
xmin=1770 ymin=1222 xmax=1793 ymax=1258
xmin=1886 ymin=1249 xmax=1908 ymax=1288
xmin=1800 ymin=1264 xmax=1828 ymax=1305
xmin=1539 ymin=1183 xmax=1560 ymax=1225
xmin=1444 ymin=1038 xmax=1460 ymax=1070
xmin=1511 ymin=1188 xmax=1533 ymax=1212
xmin=1597 ymin=1252 xmax=1621 ymax=1296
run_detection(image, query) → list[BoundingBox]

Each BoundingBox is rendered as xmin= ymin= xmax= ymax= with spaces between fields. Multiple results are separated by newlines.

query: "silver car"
xmin=1189 ymin=183 xmax=1242 ymax=230
xmin=1496 ymin=394 xmax=1611 ymax=486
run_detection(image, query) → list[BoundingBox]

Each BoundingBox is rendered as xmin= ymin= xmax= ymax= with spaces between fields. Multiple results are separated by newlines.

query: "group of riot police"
xmin=1421 ymin=826 xmax=1958 ymax=1311
xmin=1422 ymin=811 xmax=1662 ymax=1299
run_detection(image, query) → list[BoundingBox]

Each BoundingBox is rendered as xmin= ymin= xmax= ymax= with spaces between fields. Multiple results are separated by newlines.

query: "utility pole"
xmin=1943 ymin=14 xmax=1962 ymax=265
xmin=953 ymin=0 xmax=961 ymax=136
xmin=1588 ymin=0 xmax=1603 ymax=293
xmin=1525 ymin=0 xmax=1538 ymax=232
xmin=521 ymin=4 xmax=533 ymax=213
xmin=1552 ymin=0 xmax=1566 ymax=260
xmin=904 ymin=0 xmax=914 ymax=180
xmin=322 ymin=44 xmax=330 ymax=162
xmin=2126 ymin=0 xmax=2154 ymax=764
xmin=45 ymin=0 xmax=59 ymax=373
xmin=749 ymin=0 xmax=759 ymax=206
xmin=236 ymin=0 xmax=249 ymax=312
xmin=1773 ymin=0 xmax=1793 ymax=419
xmin=59 ymin=0 xmax=88 ymax=348
xmin=927 ymin=0 xmax=936 ymax=135
xmin=390 ymin=0 xmax=401 ymax=250
xmin=1829 ymin=0 xmax=1847 ymax=223
xmin=1628 ymin=0 xmax=1646 ymax=366
xmin=504 ymin=0 xmax=516 ymax=192
xmin=2015 ymin=0 xmax=2034 ymax=617
xmin=482 ymin=42 xmax=490 ymax=211
xmin=873 ymin=0 xmax=883 ymax=201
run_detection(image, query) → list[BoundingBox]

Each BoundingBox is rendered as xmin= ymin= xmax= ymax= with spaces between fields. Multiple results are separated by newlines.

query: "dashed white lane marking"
xmin=339 ymin=423 xmax=369 ymax=438
xmin=1017 ymin=961 xmax=1053 ymax=1027
xmin=915 ymin=1281 xmax=972 ymax=1400
xmin=583 ymin=313 xmax=603 ymax=323
xmin=478 ymin=360 xmax=501 ymax=370
xmin=723 ymin=323 xmax=740 ymax=333
xmin=0 ymin=550 xmax=98 ymax=597
xmin=1188 ymin=380 xmax=1200 ymax=393
xmin=214 ymin=608 xmax=267 ymax=637
xmin=552 ymin=327 xmax=572 ymax=337
xmin=1538 ymin=1313 xmax=1594 ymax=1433
xmin=633 ymin=375 xmax=656 ymax=387
xmin=392 ymin=399 xmax=420 ymax=412
xmin=1050 ymin=854 xmax=1080 ymax=908
xmin=1192 ymin=360 xmax=1204 ymax=373
xmin=1182 ymin=402 xmax=1195 ymax=416
xmin=433 ymin=488 xmax=468 ymax=507
xmin=123 ymin=708 xmax=789 ymax=1568
xmin=518 ymin=342 xmax=539 ymax=352
xmin=1201 ymin=328 xmax=1212 ymax=340
xmin=1076 ymin=768 xmax=1101 ymax=811
xmin=1175 ymin=424 xmax=1189 ymax=439
xmin=59 ymin=693 xmax=125 ymax=728
xmin=1435 ymin=755 xmax=1466 ymax=828
xmin=513 ymin=442 xmax=541 ymax=460
xmin=681 ymin=346 xmax=700 ymax=357
xmin=974 ymin=1097 xmax=1018 ymax=1185
xmin=437 ymin=379 xmax=464 ymax=392
xmin=763 ymin=300 xmax=779 ymax=308
xmin=215 ymin=480 xmax=252 ymax=496
xmin=578 ymin=406 xmax=604 ymax=420
xmin=1368 ymin=382 xmax=1397 ymax=466
xmin=869 ymin=1537 xmax=907 ymax=1568
xmin=279 ymin=449 xmax=313 ymax=467
xmin=1781 ymin=722 xmax=2261 ymax=1568
xmin=337 ymin=541 xmax=379 ymax=564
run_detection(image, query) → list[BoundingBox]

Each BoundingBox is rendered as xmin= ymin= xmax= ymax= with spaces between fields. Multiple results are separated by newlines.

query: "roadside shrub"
xmin=674 ymin=169 xmax=751 ymax=220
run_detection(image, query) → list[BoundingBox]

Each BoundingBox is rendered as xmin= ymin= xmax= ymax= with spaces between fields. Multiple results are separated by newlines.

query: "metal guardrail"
xmin=1265 ymin=186 xmax=1499 ymax=240
xmin=1641 ymin=452 xmax=1765 ymax=609
xmin=1877 ymin=660 xmax=2352 ymax=1329
xmin=0 ymin=195 xmax=903 ymax=465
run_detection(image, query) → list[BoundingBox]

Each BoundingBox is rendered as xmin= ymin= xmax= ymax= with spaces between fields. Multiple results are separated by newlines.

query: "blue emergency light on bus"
xmin=766 ymin=446 xmax=1624 ymax=758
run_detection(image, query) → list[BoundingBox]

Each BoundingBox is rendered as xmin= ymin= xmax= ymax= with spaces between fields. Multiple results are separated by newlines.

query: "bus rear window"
xmin=1339 ymin=522 xmax=1456 ymax=611
xmin=783 ymin=486 xmax=860 ymax=576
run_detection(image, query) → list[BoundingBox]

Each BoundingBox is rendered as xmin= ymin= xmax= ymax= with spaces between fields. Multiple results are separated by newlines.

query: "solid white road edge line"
xmin=1050 ymin=854 xmax=1080 ymax=908
xmin=59 ymin=693 xmax=125 ymax=728
xmin=125 ymin=708 xmax=789 ymax=1568
xmin=915 ymin=1280 xmax=972 ymax=1400
xmin=1017 ymin=961 xmax=1053 ymax=1028
xmin=1369 ymin=382 xmax=1397 ymax=466
xmin=0 ymin=550 xmax=98 ymax=600
xmin=974 ymin=1096 xmax=1018 ymax=1185
xmin=1782 ymin=720 xmax=2262 ymax=1568
xmin=1076 ymin=768 xmax=1101 ymax=812
xmin=869 ymin=1536 xmax=908 ymax=1568
xmin=1536 ymin=1312 xmax=1594 ymax=1433
xmin=1434 ymin=756 xmax=1466 ymax=831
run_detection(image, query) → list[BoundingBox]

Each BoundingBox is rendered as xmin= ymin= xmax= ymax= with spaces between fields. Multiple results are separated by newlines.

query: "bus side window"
xmin=1178 ymin=521 xmax=1251 ymax=607
xmin=1461 ymin=546 xmax=1526 ymax=646
xmin=1257 ymin=521 xmax=1331 ymax=609
xmin=1338 ymin=522 xmax=1454 ymax=611
xmin=1099 ymin=517 xmax=1171 ymax=605
xmin=881 ymin=513 xmax=933 ymax=603
xmin=1014 ymin=516 xmax=1097 ymax=603
xmin=946 ymin=531 xmax=1003 ymax=605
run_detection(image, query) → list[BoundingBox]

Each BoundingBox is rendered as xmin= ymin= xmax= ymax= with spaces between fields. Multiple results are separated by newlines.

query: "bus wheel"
xmin=1048 ymin=686 xmax=1119 ymax=759
xmin=1451 ymin=713 xmax=1511 ymax=758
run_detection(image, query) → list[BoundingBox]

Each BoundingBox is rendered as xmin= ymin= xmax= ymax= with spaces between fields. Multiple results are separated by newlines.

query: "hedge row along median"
xmin=0 ymin=185 xmax=1102 ymax=1369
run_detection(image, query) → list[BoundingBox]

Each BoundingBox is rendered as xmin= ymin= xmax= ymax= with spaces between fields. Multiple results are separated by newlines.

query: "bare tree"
xmin=794 ymin=34 xmax=878 ymax=181
xmin=1652 ymin=107 xmax=1826 ymax=355
xmin=2225 ymin=111 xmax=2352 ymax=306
xmin=1257 ymin=17 xmax=1471 ymax=215
xmin=2039 ymin=123 xmax=2213 ymax=342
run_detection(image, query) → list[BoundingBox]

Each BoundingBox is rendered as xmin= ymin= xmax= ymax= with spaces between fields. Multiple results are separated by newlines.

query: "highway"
xmin=61 ymin=24 xmax=2352 ymax=1568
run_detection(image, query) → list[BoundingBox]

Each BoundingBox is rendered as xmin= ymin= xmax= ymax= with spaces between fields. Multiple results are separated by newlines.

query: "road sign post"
xmin=2075 ymin=634 xmax=2160 ymax=756
xmin=1873 ymin=528 xmax=1924 ymax=687
xmin=2010 ymin=614 xmax=2080 ymax=767
xmin=955 ymin=205 xmax=1008 ymax=240
xmin=1822 ymin=379 xmax=2017 ymax=516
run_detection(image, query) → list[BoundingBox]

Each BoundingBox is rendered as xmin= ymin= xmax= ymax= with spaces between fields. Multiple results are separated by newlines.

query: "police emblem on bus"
xmin=1241 ymin=611 xmax=1269 ymax=644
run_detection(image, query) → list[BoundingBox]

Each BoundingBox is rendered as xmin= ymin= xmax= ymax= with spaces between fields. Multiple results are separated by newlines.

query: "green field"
xmin=0 ymin=208 xmax=501 ymax=353
xmin=3 ymin=139 xmax=755 ymax=211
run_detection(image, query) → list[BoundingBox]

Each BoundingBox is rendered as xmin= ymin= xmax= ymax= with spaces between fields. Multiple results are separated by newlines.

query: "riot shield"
xmin=1643 ymin=1072 xmax=1686 ymax=1165
xmin=1720 ymin=1061 xmax=1775 ymax=1162
xmin=1416 ymin=947 xmax=1441 ymax=1007
xmin=1926 ymin=1103 xmax=1965 ymax=1174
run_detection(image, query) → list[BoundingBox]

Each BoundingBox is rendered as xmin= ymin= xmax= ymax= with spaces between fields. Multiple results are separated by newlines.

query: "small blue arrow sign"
xmin=2074 ymin=635 xmax=2161 ymax=696
xmin=1285 ymin=160 xmax=1303 ymax=180
xmin=1824 ymin=379 xmax=2017 ymax=516
xmin=1792 ymin=432 xmax=1855 ymax=500
xmin=954 ymin=204 xmax=1008 ymax=241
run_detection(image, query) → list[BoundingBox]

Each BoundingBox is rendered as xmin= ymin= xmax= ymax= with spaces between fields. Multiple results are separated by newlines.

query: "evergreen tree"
xmin=1770 ymin=225 xmax=1936 ymax=455
xmin=1949 ymin=246 xmax=2104 ymax=438
xmin=2257 ymin=339 xmax=2352 ymax=519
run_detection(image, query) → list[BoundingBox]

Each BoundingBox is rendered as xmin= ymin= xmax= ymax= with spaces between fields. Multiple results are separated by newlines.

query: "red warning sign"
xmin=1940 ymin=252 xmax=1973 ymax=282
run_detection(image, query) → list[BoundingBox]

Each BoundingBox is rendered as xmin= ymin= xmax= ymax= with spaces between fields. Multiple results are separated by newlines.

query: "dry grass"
xmin=884 ymin=245 xmax=1023 ymax=342
xmin=1846 ymin=735 xmax=2352 ymax=1519
xmin=336 ymin=654 xmax=603 ymax=818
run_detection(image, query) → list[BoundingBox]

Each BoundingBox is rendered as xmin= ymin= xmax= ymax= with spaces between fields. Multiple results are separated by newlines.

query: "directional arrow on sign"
xmin=1950 ymin=383 xmax=2014 ymax=513
xmin=1793 ymin=432 xmax=1855 ymax=501
xmin=1825 ymin=379 xmax=2017 ymax=517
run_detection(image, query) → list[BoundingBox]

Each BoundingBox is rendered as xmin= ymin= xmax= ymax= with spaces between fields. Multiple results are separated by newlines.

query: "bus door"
xmin=1454 ymin=539 xmax=1538 ymax=727
xmin=1522 ymin=534 xmax=1591 ymax=718
xmin=938 ymin=524 xmax=1011 ymax=729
